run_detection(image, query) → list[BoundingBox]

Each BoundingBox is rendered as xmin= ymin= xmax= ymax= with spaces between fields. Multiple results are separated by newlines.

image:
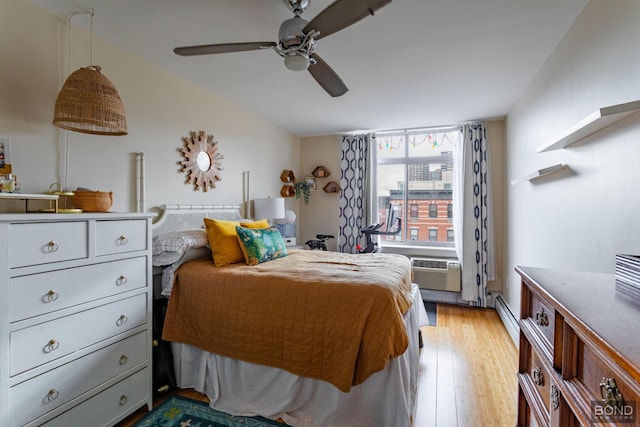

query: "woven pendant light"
xmin=52 ymin=10 xmax=127 ymax=136
xmin=53 ymin=65 xmax=127 ymax=135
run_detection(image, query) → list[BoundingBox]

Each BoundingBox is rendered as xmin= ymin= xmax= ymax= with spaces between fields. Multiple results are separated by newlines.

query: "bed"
xmin=151 ymin=205 xmax=428 ymax=427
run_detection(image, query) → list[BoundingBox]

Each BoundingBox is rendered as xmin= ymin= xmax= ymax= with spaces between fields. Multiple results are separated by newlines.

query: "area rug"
xmin=424 ymin=301 xmax=437 ymax=326
xmin=133 ymin=395 xmax=285 ymax=427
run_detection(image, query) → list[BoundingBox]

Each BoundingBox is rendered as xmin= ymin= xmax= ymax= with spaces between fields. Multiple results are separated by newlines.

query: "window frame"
xmin=371 ymin=126 xmax=461 ymax=251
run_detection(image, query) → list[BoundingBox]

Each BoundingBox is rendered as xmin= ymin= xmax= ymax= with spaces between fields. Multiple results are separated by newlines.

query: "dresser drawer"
xmin=526 ymin=345 xmax=553 ymax=414
xmin=9 ymin=257 xmax=147 ymax=322
xmin=9 ymin=222 xmax=88 ymax=268
xmin=40 ymin=368 xmax=148 ymax=427
xmin=573 ymin=340 xmax=640 ymax=424
xmin=9 ymin=332 xmax=147 ymax=427
xmin=523 ymin=286 xmax=557 ymax=352
xmin=10 ymin=293 xmax=147 ymax=376
xmin=519 ymin=335 xmax=552 ymax=426
xmin=95 ymin=220 xmax=147 ymax=256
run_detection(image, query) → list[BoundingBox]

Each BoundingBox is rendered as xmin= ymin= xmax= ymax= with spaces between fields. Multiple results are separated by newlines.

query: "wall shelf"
xmin=280 ymin=170 xmax=296 ymax=183
xmin=280 ymin=185 xmax=295 ymax=198
xmin=537 ymin=100 xmax=640 ymax=153
xmin=510 ymin=164 xmax=567 ymax=185
xmin=312 ymin=166 xmax=330 ymax=178
xmin=323 ymin=181 xmax=340 ymax=194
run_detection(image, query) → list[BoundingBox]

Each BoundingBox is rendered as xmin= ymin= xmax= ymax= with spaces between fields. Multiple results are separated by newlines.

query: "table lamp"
xmin=253 ymin=197 xmax=285 ymax=225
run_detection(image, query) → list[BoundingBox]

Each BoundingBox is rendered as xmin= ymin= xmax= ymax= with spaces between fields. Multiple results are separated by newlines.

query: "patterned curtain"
xmin=338 ymin=134 xmax=373 ymax=253
xmin=460 ymin=123 xmax=495 ymax=307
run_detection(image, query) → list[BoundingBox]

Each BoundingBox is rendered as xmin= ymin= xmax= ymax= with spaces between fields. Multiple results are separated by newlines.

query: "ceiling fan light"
xmin=284 ymin=54 xmax=309 ymax=71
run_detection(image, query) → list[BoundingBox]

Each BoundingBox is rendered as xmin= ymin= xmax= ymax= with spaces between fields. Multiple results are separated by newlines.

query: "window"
xmin=374 ymin=127 xmax=460 ymax=248
xmin=447 ymin=229 xmax=454 ymax=242
xmin=410 ymin=204 xmax=419 ymax=220
xmin=410 ymin=227 xmax=419 ymax=240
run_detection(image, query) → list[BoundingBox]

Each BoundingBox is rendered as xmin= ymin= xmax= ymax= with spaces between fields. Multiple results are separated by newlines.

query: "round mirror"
xmin=196 ymin=151 xmax=211 ymax=171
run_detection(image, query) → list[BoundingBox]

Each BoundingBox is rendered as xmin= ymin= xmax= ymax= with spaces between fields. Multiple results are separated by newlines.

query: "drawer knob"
xmin=46 ymin=388 xmax=59 ymax=402
xmin=535 ymin=307 xmax=549 ymax=327
xmin=44 ymin=289 xmax=59 ymax=303
xmin=119 ymin=395 xmax=128 ymax=406
xmin=116 ymin=275 xmax=128 ymax=286
xmin=600 ymin=377 xmax=624 ymax=409
xmin=119 ymin=354 xmax=128 ymax=365
xmin=117 ymin=235 xmax=128 ymax=245
xmin=116 ymin=314 xmax=128 ymax=326
xmin=43 ymin=339 xmax=60 ymax=353
xmin=532 ymin=367 xmax=544 ymax=386
xmin=45 ymin=241 xmax=59 ymax=253
xmin=550 ymin=384 xmax=559 ymax=411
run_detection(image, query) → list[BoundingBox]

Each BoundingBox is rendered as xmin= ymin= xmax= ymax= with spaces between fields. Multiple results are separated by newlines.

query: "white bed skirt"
xmin=171 ymin=284 xmax=428 ymax=427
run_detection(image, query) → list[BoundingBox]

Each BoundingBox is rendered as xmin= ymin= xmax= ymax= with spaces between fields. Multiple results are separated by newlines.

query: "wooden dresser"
xmin=0 ymin=213 xmax=155 ymax=426
xmin=516 ymin=266 xmax=640 ymax=426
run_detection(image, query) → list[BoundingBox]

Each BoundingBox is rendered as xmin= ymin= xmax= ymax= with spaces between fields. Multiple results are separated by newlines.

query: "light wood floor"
xmin=117 ymin=303 xmax=518 ymax=427
xmin=414 ymin=303 xmax=518 ymax=427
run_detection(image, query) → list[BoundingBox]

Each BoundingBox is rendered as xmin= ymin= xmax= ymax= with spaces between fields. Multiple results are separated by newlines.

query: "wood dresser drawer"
xmin=10 ymin=293 xmax=147 ymax=376
xmin=9 ymin=332 xmax=147 ymax=427
xmin=519 ymin=331 xmax=553 ymax=426
xmin=95 ymin=219 xmax=147 ymax=256
xmin=566 ymin=336 xmax=640 ymax=424
xmin=522 ymin=287 xmax=557 ymax=353
xmin=40 ymin=368 xmax=148 ymax=427
xmin=8 ymin=222 xmax=88 ymax=268
xmin=9 ymin=257 xmax=147 ymax=322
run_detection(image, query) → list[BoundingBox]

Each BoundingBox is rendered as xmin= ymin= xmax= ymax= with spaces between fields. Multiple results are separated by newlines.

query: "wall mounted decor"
xmin=179 ymin=130 xmax=224 ymax=192
xmin=323 ymin=181 xmax=340 ymax=193
xmin=312 ymin=166 xmax=330 ymax=178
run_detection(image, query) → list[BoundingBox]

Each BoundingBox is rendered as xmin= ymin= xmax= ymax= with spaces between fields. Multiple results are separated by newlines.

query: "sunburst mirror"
xmin=179 ymin=130 xmax=224 ymax=192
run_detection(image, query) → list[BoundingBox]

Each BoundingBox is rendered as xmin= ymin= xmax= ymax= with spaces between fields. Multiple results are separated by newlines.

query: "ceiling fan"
xmin=173 ymin=0 xmax=391 ymax=97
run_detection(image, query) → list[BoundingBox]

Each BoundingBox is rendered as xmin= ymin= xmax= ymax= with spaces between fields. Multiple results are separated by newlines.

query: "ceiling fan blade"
xmin=174 ymin=41 xmax=277 ymax=56
xmin=308 ymin=53 xmax=348 ymax=97
xmin=303 ymin=0 xmax=391 ymax=40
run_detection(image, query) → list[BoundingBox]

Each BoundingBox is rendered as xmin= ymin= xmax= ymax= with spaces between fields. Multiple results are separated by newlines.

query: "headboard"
xmin=152 ymin=204 xmax=244 ymax=238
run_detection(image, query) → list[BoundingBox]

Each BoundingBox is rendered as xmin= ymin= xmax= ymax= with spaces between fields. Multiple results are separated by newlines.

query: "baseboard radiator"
xmin=411 ymin=258 xmax=461 ymax=292
xmin=495 ymin=294 xmax=519 ymax=347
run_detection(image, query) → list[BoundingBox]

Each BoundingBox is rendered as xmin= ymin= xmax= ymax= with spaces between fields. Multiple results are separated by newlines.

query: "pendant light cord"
xmin=61 ymin=9 xmax=94 ymax=191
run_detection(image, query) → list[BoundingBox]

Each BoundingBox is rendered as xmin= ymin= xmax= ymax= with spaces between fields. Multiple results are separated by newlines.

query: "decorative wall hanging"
xmin=179 ymin=130 xmax=223 ymax=192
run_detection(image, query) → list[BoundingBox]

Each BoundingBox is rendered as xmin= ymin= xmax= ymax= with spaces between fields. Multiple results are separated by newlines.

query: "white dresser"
xmin=0 ymin=213 xmax=155 ymax=427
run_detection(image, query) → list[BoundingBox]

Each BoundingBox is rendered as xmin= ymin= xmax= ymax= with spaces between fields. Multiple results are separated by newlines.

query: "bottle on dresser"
xmin=1 ymin=174 xmax=16 ymax=193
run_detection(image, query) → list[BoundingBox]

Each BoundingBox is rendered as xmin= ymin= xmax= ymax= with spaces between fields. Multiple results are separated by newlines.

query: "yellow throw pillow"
xmin=203 ymin=218 xmax=270 ymax=266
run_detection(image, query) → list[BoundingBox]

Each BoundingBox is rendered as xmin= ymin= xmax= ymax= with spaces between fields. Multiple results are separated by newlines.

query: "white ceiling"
xmin=29 ymin=0 xmax=588 ymax=137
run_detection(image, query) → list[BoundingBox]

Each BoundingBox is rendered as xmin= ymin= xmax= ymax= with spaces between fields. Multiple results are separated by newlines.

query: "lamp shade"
xmin=254 ymin=197 xmax=285 ymax=221
xmin=53 ymin=65 xmax=128 ymax=136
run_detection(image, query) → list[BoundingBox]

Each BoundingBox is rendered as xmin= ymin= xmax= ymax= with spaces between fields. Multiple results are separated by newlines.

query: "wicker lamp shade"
xmin=53 ymin=65 xmax=128 ymax=136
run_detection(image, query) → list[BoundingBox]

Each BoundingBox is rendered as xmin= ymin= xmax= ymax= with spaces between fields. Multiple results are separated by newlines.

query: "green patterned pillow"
xmin=236 ymin=226 xmax=288 ymax=265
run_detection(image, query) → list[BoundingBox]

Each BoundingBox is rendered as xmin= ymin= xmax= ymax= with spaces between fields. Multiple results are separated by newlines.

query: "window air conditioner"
xmin=411 ymin=257 xmax=461 ymax=292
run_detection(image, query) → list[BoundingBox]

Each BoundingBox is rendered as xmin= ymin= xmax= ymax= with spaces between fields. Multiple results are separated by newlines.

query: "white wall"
xmin=0 ymin=0 xmax=299 ymax=214
xmin=298 ymin=135 xmax=342 ymax=251
xmin=504 ymin=0 xmax=640 ymax=313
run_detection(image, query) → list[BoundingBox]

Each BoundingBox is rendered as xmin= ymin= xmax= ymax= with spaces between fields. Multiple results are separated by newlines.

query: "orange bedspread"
xmin=162 ymin=250 xmax=413 ymax=392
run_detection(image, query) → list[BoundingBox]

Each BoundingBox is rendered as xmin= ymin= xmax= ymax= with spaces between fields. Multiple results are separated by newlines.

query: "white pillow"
xmin=152 ymin=229 xmax=209 ymax=266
